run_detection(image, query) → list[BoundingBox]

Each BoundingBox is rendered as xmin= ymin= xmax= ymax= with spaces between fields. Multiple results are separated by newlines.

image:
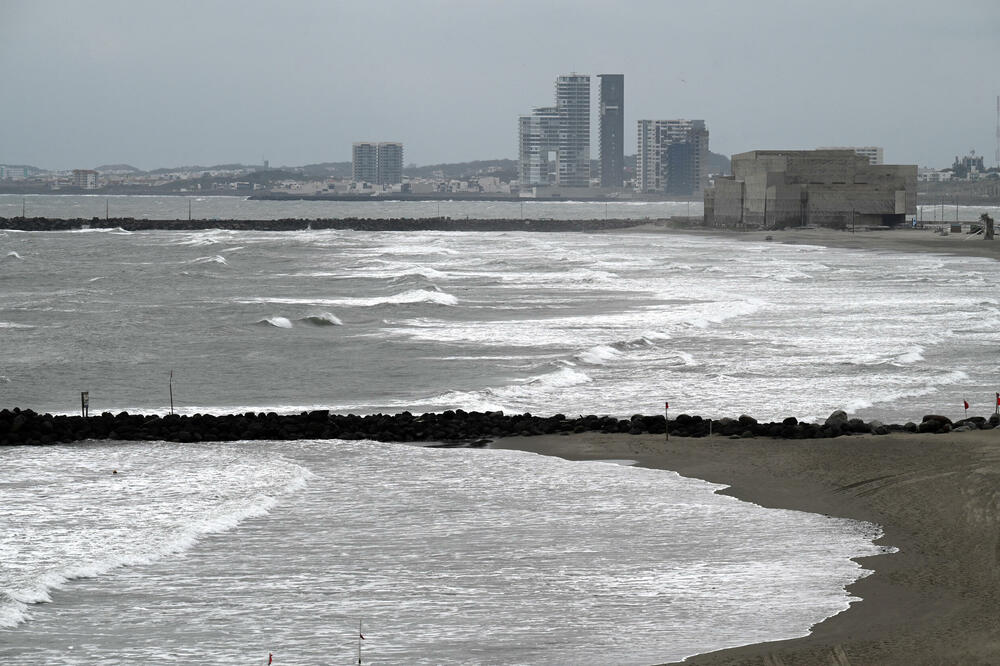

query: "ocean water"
xmin=1 ymin=197 xmax=998 ymax=663
xmin=0 ymin=439 xmax=886 ymax=665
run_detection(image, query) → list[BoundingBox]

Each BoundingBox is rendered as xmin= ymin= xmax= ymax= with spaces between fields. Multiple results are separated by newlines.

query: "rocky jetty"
xmin=0 ymin=216 xmax=654 ymax=233
xmin=1 ymin=408 xmax=995 ymax=447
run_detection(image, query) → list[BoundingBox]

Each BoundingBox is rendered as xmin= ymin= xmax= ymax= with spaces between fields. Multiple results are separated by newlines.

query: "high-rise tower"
xmin=598 ymin=74 xmax=624 ymax=188
xmin=555 ymin=74 xmax=591 ymax=188
xmin=636 ymin=119 xmax=709 ymax=196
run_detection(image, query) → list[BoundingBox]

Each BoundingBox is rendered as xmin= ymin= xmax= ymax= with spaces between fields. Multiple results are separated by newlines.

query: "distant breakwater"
xmin=0 ymin=217 xmax=662 ymax=233
xmin=1 ymin=408 xmax=996 ymax=447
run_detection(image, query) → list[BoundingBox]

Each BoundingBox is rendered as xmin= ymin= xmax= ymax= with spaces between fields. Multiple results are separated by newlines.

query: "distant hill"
xmin=707 ymin=151 xmax=730 ymax=175
xmin=404 ymin=159 xmax=518 ymax=180
xmin=297 ymin=162 xmax=352 ymax=178
xmin=94 ymin=163 xmax=142 ymax=173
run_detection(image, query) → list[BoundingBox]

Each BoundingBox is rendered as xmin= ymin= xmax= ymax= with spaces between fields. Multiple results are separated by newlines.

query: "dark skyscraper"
xmin=598 ymin=74 xmax=624 ymax=188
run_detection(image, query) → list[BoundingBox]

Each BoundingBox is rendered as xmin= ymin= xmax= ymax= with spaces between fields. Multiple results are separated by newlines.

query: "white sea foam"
xmin=527 ymin=366 xmax=592 ymax=388
xmin=5 ymin=251 xmax=23 ymax=260
xmin=190 ymin=255 xmax=228 ymax=265
xmin=0 ymin=442 xmax=312 ymax=629
xmin=239 ymin=288 xmax=458 ymax=307
xmin=893 ymin=346 xmax=925 ymax=364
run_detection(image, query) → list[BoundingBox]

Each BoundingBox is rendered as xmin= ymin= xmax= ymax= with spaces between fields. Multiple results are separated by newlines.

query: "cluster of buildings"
xmin=517 ymin=73 xmax=710 ymax=197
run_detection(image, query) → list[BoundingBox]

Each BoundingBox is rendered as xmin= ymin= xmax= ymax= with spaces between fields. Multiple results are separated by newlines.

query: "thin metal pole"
xmin=169 ymin=370 xmax=174 ymax=415
xmin=664 ymin=402 xmax=669 ymax=441
xmin=358 ymin=619 xmax=363 ymax=664
xmin=21 ymin=198 xmax=25 ymax=218
xmin=188 ymin=199 xmax=192 ymax=221
xmin=106 ymin=199 xmax=109 ymax=221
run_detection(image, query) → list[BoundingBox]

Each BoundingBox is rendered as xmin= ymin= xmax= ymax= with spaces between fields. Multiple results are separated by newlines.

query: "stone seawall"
xmin=1 ymin=407 xmax=995 ymax=447
xmin=0 ymin=217 xmax=660 ymax=233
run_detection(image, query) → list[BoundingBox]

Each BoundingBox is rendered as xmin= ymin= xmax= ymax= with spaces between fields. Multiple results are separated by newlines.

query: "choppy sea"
xmin=1 ymin=195 xmax=997 ymax=664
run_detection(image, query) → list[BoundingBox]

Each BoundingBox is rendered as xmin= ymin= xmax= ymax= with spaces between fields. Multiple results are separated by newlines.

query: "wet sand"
xmin=492 ymin=428 xmax=1000 ymax=665
xmin=614 ymin=222 xmax=1000 ymax=261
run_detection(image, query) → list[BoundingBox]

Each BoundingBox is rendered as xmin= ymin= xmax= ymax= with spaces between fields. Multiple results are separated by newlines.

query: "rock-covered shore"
xmin=1 ymin=407 xmax=995 ymax=447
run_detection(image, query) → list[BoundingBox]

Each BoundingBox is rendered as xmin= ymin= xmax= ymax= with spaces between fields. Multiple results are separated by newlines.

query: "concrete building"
xmin=352 ymin=141 xmax=403 ymax=185
xmin=352 ymin=142 xmax=378 ymax=183
xmin=555 ymin=74 xmax=591 ymax=187
xmin=818 ymin=146 xmax=884 ymax=165
xmin=72 ymin=169 xmax=98 ymax=189
xmin=517 ymin=73 xmax=591 ymax=189
xmin=598 ymin=74 xmax=624 ymax=188
xmin=636 ymin=119 xmax=709 ymax=196
xmin=518 ymin=106 xmax=559 ymax=186
xmin=376 ymin=142 xmax=403 ymax=185
xmin=703 ymin=149 xmax=917 ymax=229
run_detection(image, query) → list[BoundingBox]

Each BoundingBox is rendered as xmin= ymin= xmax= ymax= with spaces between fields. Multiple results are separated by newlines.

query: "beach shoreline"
xmin=491 ymin=429 xmax=1000 ymax=665
xmin=612 ymin=222 xmax=1000 ymax=261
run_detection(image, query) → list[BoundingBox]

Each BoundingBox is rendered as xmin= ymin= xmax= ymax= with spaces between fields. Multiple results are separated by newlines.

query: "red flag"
xmin=964 ymin=400 xmax=969 ymax=410
xmin=268 ymin=654 xmax=273 ymax=665
xmin=665 ymin=402 xmax=669 ymax=409
xmin=996 ymin=393 xmax=999 ymax=406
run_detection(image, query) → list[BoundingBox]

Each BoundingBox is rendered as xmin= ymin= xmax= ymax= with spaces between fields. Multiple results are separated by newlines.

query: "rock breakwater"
xmin=1 ymin=408 xmax=995 ymax=447
xmin=0 ymin=217 xmax=654 ymax=233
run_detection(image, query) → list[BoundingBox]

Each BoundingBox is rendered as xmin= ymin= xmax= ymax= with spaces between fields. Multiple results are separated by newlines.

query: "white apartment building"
xmin=352 ymin=142 xmax=403 ymax=185
xmin=636 ymin=119 xmax=709 ymax=196
xmin=818 ymin=146 xmax=884 ymax=165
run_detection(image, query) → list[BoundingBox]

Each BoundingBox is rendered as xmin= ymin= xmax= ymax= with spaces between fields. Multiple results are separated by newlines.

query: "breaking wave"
xmin=300 ymin=312 xmax=343 ymax=326
xmin=259 ymin=317 xmax=293 ymax=328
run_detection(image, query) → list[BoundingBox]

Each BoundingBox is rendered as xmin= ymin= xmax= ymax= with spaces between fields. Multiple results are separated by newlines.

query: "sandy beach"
xmin=614 ymin=222 xmax=1000 ymax=262
xmin=492 ymin=428 xmax=1000 ymax=664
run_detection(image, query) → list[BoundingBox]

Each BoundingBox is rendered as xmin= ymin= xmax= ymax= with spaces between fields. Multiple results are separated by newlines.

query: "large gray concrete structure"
xmin=703 ymin=149 xmax=917 ymax=229
xmin=598 ymin=74 xmax=624 ymax=188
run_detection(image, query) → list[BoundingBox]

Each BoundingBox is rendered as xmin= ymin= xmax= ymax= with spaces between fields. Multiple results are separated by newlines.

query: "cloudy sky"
xmin=2 ymin=0 xmax=997 ymax=170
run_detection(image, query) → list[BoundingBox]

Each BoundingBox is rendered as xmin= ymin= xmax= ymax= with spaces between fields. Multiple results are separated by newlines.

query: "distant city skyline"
xmin=1 ymin=1 xmax=997 ymax=171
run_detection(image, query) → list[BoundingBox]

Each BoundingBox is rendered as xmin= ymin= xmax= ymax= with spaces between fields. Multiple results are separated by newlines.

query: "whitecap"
xmin=577 ymin=344 xmax=622 ymax=365
xmin=5 ymin=251 xmax=22 ymax=260
xmin=301 ymin=312 xmax=343 ymax=326
xmin=526 ymin=367 xmax=593 ymax=388
xmin=259 ymin=317 xmax=293 ymax=328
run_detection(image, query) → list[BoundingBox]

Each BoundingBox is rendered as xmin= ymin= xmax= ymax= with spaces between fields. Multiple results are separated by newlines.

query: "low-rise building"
xmin=704 ymin=149 xmax=916 ymax=229
xmin=72 ymin=169 xmax=99 ymax=189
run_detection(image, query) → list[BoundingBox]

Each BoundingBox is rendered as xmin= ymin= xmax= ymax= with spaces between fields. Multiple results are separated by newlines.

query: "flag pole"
xmin=358 ymin=619 xmax=362 ymax=665
xmin=664 ymin=402 xmax=669 ymax=442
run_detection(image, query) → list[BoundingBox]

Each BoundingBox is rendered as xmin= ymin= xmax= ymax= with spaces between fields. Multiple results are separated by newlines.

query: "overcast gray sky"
xmin=2 ymin=0 xmax=997 ymax=171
